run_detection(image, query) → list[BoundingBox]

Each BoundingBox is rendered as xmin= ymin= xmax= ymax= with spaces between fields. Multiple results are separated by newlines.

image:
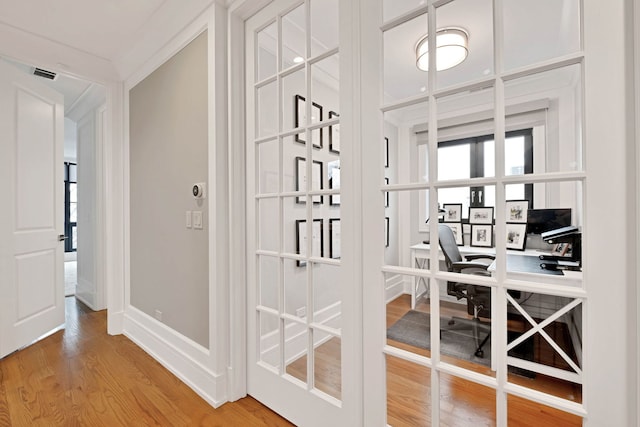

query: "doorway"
xmin=0 ymin=56 xmax=107 ymax=331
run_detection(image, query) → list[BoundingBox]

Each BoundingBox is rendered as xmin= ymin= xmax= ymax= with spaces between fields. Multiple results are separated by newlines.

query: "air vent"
xmin=33 ymin=67 xmax=57 ymax=80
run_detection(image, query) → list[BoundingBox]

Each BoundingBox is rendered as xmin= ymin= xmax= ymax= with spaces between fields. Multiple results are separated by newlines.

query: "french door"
xmin=245 ymin=1 xmax=356 ymax=425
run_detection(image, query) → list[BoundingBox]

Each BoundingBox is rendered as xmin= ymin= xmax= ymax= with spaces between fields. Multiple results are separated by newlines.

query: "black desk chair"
xmin=438 ymin=224 xmax=494 ymax=358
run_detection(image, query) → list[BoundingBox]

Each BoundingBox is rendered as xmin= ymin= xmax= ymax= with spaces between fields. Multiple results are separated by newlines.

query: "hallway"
xmin=0 ymin=298 xmax=291 ymax=426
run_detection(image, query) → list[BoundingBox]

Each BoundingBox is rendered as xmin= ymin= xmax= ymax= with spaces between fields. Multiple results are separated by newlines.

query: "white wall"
xmin=64 ymin=117 xmax=77 ymax=162
xmin=76 ymin=105 xmax=106 ymax=310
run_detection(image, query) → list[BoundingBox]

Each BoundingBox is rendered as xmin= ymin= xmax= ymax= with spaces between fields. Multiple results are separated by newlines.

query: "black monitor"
xmin=526 ymin=208 xmax=572 ymax=235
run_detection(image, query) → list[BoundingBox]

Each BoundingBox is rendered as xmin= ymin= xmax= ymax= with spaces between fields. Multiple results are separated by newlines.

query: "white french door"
xmin=245 ymin=1 xmax=355 ymax=425
xmin=0 ymin=60 xmax=65 ymax=358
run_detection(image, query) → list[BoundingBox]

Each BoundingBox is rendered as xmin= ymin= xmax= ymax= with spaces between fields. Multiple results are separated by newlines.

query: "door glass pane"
xmin=284 ymin=258 xmax=307 ymax=318
xmin=310 ymin=0 xmax=338 ymax=57
xmin=506 ymin=292 xmax=583 ymax=403
xmin=259 ymin=255 xmax=279 ymax=310
xmin=508 ymin=395 xmax=582 ymax=426
xmin=259 ymin=311 xmax=280 ymax=370
xmin=440 ymin=373 xmax=496 ymax=426
xmin=504 ymin=64 xmax=583 ymax=174
xmin=284 ymin=318 xmax=309 ymax=386
xmin=258 ymin=139 xmax=280 ymax=194
xmin=437 ymin=144 xmax=470 ymax=181
xmin=258 ymin=197 xmax=279 ymax=252
xmin=257 ymin=81 xmax=278 ymax=138
xmin=313 ymin=331 xmax=341 ymax=399
xmin=311 ymin=54 xmax=339 ymax=124
xmin=436 ymin=0 xmax=494 ymax=89
xmin=503 ymin=0 xmax=581 ymax=71
xmin=383 ymin=13 xmax=428 ymax=103
xmin=71 ymin=225 xmax=77 ymax=250
xmin=282 ymin=68 xmax=305 ymax=133
xmin=282 ymin=4 xmax=306 ymax=70
xmin=386 ymin=354 xmax=432 ymax=426
xmin=386 ymin=100 xmax=429 ymax=186
xmin=313 ymin=263 xmax=340 ymax=330
xmin=383 ymin=0 xmax=425 ymax=23
xmin=257 ymin=21 xmax=278 ymax=81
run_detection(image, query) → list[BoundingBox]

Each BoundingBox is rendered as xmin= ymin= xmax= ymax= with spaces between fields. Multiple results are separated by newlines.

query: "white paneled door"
xmin=0 ymin=61 xmax=65 ymax=358
xmin=245 ymin=0 xmax=351 ymax=425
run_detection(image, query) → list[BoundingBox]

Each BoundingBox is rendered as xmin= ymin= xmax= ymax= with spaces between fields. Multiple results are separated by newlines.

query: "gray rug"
xmin=387 ymin=310 xmax=491 ymax=366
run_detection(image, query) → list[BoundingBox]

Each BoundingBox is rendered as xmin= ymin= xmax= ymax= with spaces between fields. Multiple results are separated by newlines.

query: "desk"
xmin=409 ymin=243 xmax=582 ymax=308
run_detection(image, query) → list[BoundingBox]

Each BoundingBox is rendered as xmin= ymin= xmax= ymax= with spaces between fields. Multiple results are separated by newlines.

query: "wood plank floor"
xmin=0 ymin=297 xmax=293 ymax=427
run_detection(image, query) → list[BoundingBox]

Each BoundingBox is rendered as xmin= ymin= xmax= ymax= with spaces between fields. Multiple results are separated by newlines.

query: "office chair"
xmin=438 ymin=224 xmax=494 ymax=358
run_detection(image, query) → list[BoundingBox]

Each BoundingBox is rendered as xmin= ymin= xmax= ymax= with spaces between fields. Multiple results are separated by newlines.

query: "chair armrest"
xmin=464 ymin=253 xmax=496 ymax=261
xmin=450 ymin=261 xmax=491 ymax=272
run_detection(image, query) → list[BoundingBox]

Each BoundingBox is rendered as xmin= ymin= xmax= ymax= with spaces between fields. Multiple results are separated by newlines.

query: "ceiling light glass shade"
xmin=416 ymin=28 xmax=469 ymax=71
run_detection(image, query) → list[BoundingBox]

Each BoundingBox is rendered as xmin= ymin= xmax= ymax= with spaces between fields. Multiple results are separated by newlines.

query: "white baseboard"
xmin=75 ymin=293 xmax=98 ymax=311
xmin=107 ymin=310 xmax=125 ymax=335
xmin=385 ymin=274 xmax=407 ymax=303
xmin=123 ymin=306 xmax=226 ymax=408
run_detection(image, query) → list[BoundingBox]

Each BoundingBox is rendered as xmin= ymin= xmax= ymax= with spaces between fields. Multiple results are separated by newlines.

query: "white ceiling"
xmin=0 ymin=0 xmax=167 ymax=62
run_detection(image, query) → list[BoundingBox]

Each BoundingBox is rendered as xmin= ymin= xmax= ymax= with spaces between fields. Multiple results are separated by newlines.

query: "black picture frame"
xmin=443 ymin=203 xmax=463 ymax=222
xmin=328 ymin=160 xmax=340 ymax=205
xmin=506 ymin=223 xmax=528 ymax=251
xmin=506 ymin=200 xmax=530 ymax=223
xmin=384 ymin=177 xmax=389 ymax=207
xmin=296 ymin=219 xmax=323 ymax=267
xmin=469 ymin=207 xmax=494 ymax=224
xmin=384 ymin=137 xmax=389 ymax=168
xmin=471 ymin=224 xmax=494 ymax=248
xmin=385 ymin=217 xmax=390 ymax=247
xmin=294 ymin=94 xmax=323 ymax=148
xmin=295 ymin=157 xmax=323 ymax=204
xmin=329 ymin=218 xmax=341 ymax=259
xmin=329 ymin=111 xmax=340 ymax=154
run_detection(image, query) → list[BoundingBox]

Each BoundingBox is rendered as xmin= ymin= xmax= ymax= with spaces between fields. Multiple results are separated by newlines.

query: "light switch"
xmin=186 ymin=211 xmax=192 ymax=228
xmin=193 ymin=211 xmax=203 ymax=229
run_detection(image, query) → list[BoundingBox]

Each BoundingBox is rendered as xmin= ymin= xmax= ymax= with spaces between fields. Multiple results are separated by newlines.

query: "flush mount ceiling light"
xmin=415 ymin=27 xmax=469 ymax=71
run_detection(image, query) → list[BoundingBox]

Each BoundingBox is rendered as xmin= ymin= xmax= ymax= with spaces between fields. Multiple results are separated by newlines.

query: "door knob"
xmin=58 ymin=234 xmax=68 ymax=241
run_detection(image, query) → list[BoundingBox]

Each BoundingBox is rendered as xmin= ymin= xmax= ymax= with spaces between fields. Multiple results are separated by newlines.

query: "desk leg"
xmin=412 ymin=257 xmax=429 ymax=309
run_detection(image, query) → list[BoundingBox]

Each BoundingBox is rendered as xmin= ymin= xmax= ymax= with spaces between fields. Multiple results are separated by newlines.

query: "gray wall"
xmin=129 ymin=32 xmax=209 ymax=347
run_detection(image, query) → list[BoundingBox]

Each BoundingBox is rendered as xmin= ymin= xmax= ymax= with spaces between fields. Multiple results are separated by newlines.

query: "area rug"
xmin=387 ymin=310 xmax=491 ymax=366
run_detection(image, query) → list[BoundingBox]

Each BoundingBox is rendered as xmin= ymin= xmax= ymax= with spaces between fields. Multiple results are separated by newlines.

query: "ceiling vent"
xmin=33 ymin=67 xmax=57 ymax=80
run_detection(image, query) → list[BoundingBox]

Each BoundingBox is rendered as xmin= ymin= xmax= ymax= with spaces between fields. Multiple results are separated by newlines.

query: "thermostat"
xmin=192 ymin=182 xmax=206 ymax=199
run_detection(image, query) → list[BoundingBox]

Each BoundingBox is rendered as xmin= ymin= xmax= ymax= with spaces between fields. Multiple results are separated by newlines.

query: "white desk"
xmin=409 ymin=243 xmax=582 ymax=308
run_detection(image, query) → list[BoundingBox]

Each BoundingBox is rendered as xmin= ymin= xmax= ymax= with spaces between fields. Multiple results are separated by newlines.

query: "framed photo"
xmin=294 ymin=94 xmax=323 ymax=148
xmin=469 ymin=207 xmax=494 ymax=224
xmin=295 ymin=157 xmax=323 ymax=204
xmin=444 ymin=222 xmax=464 ymax=246
xmin=506 ymin=223 xmax=527 ymax=251
xmin=443 ymin=203 xmax=463 ymax=222
xmin=329 ymin=218 xmax=341 ymax=259
xmin=384 ymin=177 xmax=389 ymax=207
xmin=385 ymin=217 xmax=390 ymax=247
xmin=328 ymin=160 xmax=340 ymax=205
xmin=384 ymin=137 xmax=389 ymax=168
xmin=296 ymin=219 xmax=323 ymax=267
xmin=328 ymin=111 xmax=340 ymax=154
xmin=471 ymin=224 xmax=493 ymax=248
xmin=506 ymin=200 xmax=529 ymax=223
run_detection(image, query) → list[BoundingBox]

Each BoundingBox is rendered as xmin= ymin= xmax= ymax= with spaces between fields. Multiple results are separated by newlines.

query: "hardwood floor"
xmin=0 ymin=297 xmax=293 ymax=427
xmin=1 ymin=296 xmax=582 ymax=426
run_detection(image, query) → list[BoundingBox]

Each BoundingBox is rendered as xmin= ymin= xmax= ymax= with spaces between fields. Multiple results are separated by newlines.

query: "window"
xmin=64 ymin=162 xmax=77 ymax=252
xmin=437 ymin=129 xmax=533 ymax=218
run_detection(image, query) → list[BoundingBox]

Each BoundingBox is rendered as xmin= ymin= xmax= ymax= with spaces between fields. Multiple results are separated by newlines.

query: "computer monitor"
xmin=526 ymin=208 xmax=572 ymax=234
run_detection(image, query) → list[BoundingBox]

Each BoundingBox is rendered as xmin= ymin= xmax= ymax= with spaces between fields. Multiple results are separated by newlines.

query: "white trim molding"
xmin=123 ymin=307 xmax=226 ymax=408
